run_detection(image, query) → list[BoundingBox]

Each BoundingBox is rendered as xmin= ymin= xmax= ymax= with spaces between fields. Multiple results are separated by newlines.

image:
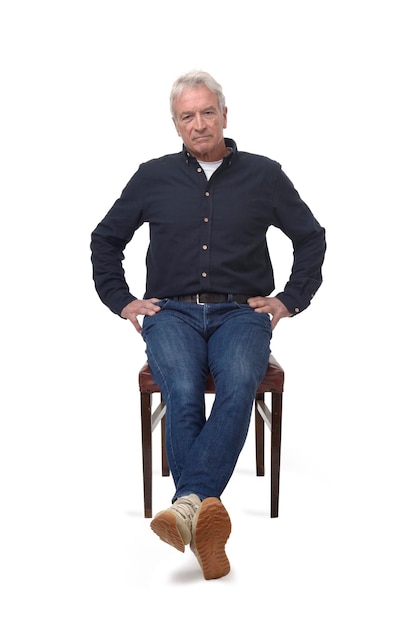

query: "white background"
xmin=1 ymin=1 xmax=416 ymax=623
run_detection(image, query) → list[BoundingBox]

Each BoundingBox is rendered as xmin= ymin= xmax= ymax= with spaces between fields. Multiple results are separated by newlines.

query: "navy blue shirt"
xmin=91 ymin=139 xmax=326 ymax=316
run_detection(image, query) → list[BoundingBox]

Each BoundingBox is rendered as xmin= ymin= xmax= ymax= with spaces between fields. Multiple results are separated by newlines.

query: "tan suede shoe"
xmin=190 ymin=497 xmax=232 ymax=580
xmin=150 ymin=494 xmax=201 ymax=552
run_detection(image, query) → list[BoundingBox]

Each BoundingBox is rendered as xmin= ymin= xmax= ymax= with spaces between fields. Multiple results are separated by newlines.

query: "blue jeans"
xmin=141 ymin=299 xmax=272 ymax=502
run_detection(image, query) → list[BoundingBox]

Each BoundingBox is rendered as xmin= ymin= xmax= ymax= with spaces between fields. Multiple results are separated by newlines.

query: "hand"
xmin=121 ymin=298 xmax=162 ymax=333
xmin=247 ymin=296 xmax=292 ymax=330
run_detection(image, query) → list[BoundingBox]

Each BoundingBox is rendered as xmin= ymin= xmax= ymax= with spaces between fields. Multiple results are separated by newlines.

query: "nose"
xmin=194 ymin=113 xmax=206 ymax=131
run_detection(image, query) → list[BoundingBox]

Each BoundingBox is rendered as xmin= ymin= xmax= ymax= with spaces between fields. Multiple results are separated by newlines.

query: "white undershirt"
xmin=198 ymin=159 xmax=223 ymax=180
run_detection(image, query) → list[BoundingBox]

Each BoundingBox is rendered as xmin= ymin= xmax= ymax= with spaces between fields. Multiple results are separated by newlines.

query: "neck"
xmin=186 ymin=142 xmax=229 ymax=163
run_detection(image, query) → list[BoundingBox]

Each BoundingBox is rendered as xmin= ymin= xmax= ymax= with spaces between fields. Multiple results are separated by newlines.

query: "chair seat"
xmin=139 ymin=354 xmax=284 ymax=394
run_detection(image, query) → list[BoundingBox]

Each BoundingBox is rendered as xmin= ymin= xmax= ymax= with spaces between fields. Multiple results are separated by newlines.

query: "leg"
xmin=141 ymin=300 xmax=208 ymax=489
xmin=174 ymin=303 xmax=272 ymax=500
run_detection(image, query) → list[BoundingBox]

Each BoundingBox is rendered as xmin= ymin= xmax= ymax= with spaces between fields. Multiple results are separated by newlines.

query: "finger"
xmin=143 ymin=306 xmax=160 ymax=317
xmin=144 ymin=301 xmax=161 ymax=314
xmin=271 ymin=315 xmax=280 ymax=330
xmin=253 ymin=304 xmax=271 ymax=314
xmin=247 ymin=297 xmax=265 ymax=308
xmin=129 ymin=316 xmax=142 ymax=333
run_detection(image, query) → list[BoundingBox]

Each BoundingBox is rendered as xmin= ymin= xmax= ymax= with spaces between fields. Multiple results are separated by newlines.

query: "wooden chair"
xmin=138 ymin=354 xmax=284 ymax=518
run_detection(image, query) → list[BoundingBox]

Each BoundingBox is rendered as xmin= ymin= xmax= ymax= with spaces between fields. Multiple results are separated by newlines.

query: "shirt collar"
xmin=183 ymin=138 xmax=237 ymax=165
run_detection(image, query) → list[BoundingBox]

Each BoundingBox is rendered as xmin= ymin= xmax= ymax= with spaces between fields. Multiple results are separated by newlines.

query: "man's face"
xmin=172 ymin=85 xmax=228 ymax=162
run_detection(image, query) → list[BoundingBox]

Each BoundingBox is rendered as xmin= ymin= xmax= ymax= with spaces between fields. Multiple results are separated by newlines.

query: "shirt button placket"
xmin=200 ymin=190 xmax=211 ymax=288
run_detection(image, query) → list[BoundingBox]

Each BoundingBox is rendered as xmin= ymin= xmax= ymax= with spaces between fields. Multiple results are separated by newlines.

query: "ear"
xmin=222 ymin=106 xmax=228 ymax=129
xmin=172 ymin=117 xmax=181 ymax=137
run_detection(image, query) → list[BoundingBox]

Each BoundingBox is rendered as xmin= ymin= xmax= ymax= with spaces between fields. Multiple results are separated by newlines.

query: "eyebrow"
xmin=180 ymin=106 xmax=217 ymax=116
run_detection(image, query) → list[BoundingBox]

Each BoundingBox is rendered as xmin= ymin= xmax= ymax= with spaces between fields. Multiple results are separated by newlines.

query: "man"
xmin=91 ymin=70 xmax=326 ymax=580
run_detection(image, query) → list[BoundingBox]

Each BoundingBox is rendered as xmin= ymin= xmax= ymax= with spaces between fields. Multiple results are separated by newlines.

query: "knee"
xmin=222 ymin=361 xmax=265 ymax=390
xmin=161 ymin=375 xmax=206 ymax=405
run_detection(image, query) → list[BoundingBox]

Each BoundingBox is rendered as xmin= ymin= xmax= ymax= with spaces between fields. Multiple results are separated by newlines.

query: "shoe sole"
xmin=150 ymin=511 xmax=186 ymax=553
xmin=192 ymin=498 xmax=231 ymax=580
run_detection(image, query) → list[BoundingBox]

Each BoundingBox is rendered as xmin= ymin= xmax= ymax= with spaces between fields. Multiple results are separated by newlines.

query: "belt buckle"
xmin=196 ymin=294 xmax=204 ymax=305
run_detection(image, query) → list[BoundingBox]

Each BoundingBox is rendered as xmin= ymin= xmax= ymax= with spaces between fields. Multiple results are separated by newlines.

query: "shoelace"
xmin=172 ymin=497 xmax=200 ymax=523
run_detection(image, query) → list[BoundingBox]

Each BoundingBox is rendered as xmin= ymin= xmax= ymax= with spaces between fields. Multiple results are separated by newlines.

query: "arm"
xmin=90 ymin=170 xmax=144 ymax=315
xmin=271 ymin=167 xmax=326 ymax=315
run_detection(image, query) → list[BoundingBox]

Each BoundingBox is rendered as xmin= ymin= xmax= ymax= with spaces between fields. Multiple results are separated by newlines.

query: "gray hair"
xmin=170 ymin=70 xmax=226 ymax=118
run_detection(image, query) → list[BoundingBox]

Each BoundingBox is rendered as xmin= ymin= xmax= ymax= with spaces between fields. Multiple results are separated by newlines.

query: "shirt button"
xmin=202 ymin=272 xmax=207 ymax=278
xmin=202 ymin=244 xmax=208 ymax=250
xmin=295 ymin=307 xmax=300 ymax=313
xmin=203 ymin=217 xmax=209 ymax=222
xmin=205 ymin=191 xmax=210 ymax=197
xmin=197 ymin=167 xmax=202 ymax=173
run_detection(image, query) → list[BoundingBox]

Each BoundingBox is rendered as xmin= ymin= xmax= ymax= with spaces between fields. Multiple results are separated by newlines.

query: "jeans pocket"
xmin=154 ymin=298 xmax=169 ymax=309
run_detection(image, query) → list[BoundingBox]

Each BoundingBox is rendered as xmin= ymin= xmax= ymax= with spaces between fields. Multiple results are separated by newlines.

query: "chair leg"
xmin=141 ymin=392 xmax=153 ymax=518
xmin=270 ymin=391 xmax=283 ymax=518
xmin=255 ymin=393 xmax=265 ymax=476
xmin=161 ymin=404 xmax=170 ymax=476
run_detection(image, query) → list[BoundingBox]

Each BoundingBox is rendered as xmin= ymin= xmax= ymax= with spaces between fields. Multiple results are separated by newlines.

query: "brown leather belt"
xmin=171 ymin=293 xmax=249 ymax=304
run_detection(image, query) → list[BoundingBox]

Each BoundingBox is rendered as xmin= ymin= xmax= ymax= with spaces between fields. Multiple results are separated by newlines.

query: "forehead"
xmin=173 ymin=85 xmax=219 ymax=115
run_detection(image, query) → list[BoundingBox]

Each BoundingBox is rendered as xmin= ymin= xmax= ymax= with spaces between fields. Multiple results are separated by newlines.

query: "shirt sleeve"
xmin=90 ymin=169 xmax=144 ymax=316
xmin=272 ymin=166 xmax=326 ymax=315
